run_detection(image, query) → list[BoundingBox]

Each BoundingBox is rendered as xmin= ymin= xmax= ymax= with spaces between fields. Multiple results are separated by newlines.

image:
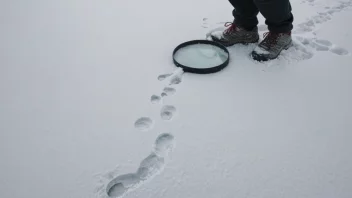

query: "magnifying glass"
xmin=173 ymin=40 xmax=230 ymax=74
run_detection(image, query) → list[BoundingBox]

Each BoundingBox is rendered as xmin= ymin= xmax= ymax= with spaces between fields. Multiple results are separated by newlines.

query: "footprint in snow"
xmin=160 ymin=105 xmax=177 ymax=121
xmin=169 ymin=75 xmax=182 ymax=85
xmin=157 ymin=74 xmax=172 ymax=81
xmin=162 ymin=87 xmax=176 ymax=96
xmin=294 ymin=0 xmax=352 ymax=34
xmin=151 ymin=95 xmax=161 ymax=104
xmin=202 ymin=18 xmax=210 ymax=28
xmin=315 ymin=39 xmax=332 ymax=47
xmin=330 ymin=47 xmax=349 ymax=56
xmin=134 ymin=117 xmax=153 ymax=131
xmin=168 ymin=68 xmax=183 ymax=85
xmin=136 ymin=153 xmax=165 ymax=181
xmin=309 ymin=41 xmax=330 ymax=51
xmin=106 ymin=174 xmax=140 ymax=197
xmin=295 ymin=36 xmax=349 ymax=56
xmin=106 ymin=133 xmax=175 ymax=198
xmin=158 ymin=69 xmax=183 ymax=95
xmin=153 ymin=133 xmax=175 ymax=157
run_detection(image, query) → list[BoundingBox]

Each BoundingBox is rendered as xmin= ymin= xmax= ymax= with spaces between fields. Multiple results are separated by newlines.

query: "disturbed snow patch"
xmin=98 ymin=133 xmax=175 ymax=198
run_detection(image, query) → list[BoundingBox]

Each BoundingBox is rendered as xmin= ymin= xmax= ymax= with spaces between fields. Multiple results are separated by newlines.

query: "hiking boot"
xmin=251 ymin=32 xmax=292 ymax=61
xmin=210 ymin=22 xmax=259 ymax=47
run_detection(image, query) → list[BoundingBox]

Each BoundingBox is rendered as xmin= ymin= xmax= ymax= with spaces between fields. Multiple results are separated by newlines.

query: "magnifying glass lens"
xmin=174 ymin=43 xmax=228 ymax=69
xmin=172 ymin=40 xmax=230 ymax=74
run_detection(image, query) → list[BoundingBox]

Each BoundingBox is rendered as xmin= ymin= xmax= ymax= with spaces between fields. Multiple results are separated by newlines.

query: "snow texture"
xmin=1 ymin=0 xmax=352 ymax=198
xmin=253 ymin=46 xmax=270 ymax=54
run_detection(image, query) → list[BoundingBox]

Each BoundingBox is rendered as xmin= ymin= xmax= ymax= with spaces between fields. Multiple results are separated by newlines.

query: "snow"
xmin=106 ymin=133 xmax=174 ymax=198
xmin=1 ymin=0 xmax=352 ymax=198
xmin=253 ymin=46 xmax=271 ymax=54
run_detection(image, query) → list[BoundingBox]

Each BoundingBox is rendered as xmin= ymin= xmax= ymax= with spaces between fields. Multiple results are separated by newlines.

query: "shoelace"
xmin=261 ymin=32 xmax=279 ymax=47
xmin=261 ymin=32 xmax=291 ymax=48
xmin=224 ymin=22 xmax=237 ymax=34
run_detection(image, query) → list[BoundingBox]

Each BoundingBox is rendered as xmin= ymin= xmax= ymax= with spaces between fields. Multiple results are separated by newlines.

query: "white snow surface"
xmin=1 ymin=0 xmax=352 ymax=198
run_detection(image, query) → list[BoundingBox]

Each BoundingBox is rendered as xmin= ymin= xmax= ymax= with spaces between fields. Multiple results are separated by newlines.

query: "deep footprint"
xmin=106 ymin=154 xmax=165 ymax=198
xmin=151 ymin=95 xmax=161 ymax=104
xmin=154 ymin=133 xmax=175 ymax=157
xmin=160 ymin=105 xmax=177 ymax=120
xmin=134 ymin=117 xmax=153 ymax=131
xmin=106 ymin=173 xmax=140 ymax=197
xmin=136 ymin=153 xmax=165 ymax=180
xmin=107 ymin=183 xmax=126 ymax=198
xmin=106 ymin=135 xmax=175 ymax=198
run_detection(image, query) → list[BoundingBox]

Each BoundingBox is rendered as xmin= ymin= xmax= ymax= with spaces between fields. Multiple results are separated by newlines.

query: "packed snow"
xmin=1 ymin=0 xmax=352 ymax=198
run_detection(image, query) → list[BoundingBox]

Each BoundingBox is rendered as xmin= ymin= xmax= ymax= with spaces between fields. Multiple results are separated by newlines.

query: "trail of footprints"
xmin=134 ymin=69 xmax=183 ymax=131
xmin=135 ymin=70 xmax=182 ymax=131
xmin=295 ymin=36 xmax=349 ymax=55
xmin=204 ymin=0 xmax=350 ymax=60
xmin=106 ymin=133 xmax=175 ymax=198
xmin=103 ymin=1 xmax=352 ymax=196
xmin=104 ymin=69 xmax=183 ymax=198
xmin=292 ymin=0 xmax=351 ymax=55
xmin=295 ymin=0 xmax=352 ymax=34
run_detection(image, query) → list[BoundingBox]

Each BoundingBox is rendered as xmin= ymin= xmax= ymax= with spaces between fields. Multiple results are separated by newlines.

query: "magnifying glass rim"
xmin=172 ymin=40 xmax=230 ymax=74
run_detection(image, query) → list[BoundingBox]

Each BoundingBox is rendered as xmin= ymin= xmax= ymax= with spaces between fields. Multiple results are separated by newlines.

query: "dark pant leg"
xmin=253 ymin=0 xmax=294 ymax=33
xmin=228 ymin=0 xmax=259 ymax=30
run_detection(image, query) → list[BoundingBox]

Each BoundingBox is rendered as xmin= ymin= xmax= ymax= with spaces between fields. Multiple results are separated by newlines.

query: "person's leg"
xmin=250 ymin=0 xmax=294 ymax=61
xmin=253 ymin=0 xmax=294 ymax=33
xmin=210 ymin=0 xmax=260 ymax=46
xmin=229 ymin=0 xmax=259 ymax=30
